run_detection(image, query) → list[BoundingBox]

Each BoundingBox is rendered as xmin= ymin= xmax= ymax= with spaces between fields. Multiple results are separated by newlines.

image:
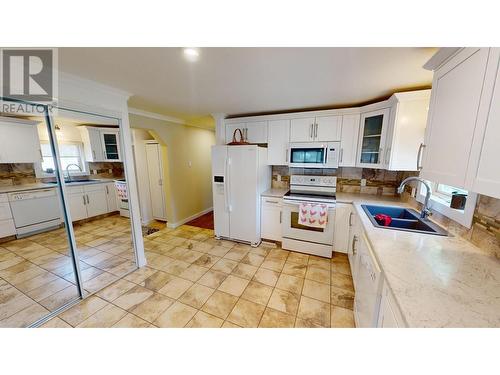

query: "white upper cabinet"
xmin=225 ymin=121 xmax=268 ymax=144
xmin=339 ymin=114 xmax=360 ymax=167
xmin=421 ymin=48 xmax=490 ymax=188
xmin=0 ymin=118 xmax=42 ymax=163
xmin=315 ymin=115 xmax=341 ymax=141
xmin=290 ymin=117 xmax=315 ymax=142
xmin=80 ymin=127 xmax=121 ymax=162
xmin=356 ymin=108 xmax=390 ymax=169
xmin=267 ymin=119 xmax=290 ymax=165
xmin=384 ymin=90 xmax=431 ymax=171
xmin=290 ymin=115 xmax=341 ymax=142
xmin=465 ymin=48 xmax=500 ymax=199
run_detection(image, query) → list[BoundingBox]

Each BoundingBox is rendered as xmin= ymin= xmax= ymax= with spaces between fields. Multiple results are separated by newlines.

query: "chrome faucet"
xmin=397 ymin=176 xmax=432 ymax=220
xmin=65 ymin=163 xmax=82 ymax=182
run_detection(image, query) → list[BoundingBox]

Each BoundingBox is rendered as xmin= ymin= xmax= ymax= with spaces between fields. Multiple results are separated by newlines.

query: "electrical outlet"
xmin=108 ymin=169 xmax=112 ymax=174
xmin=277 ymin=174 xmax=281 ymax=182
xmin=360 ymin=178 xmax=367 ymax=187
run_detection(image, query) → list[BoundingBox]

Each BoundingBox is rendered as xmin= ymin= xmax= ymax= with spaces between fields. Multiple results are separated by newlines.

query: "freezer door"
xmin=228 ymin=146 xmax=259 ymax=244
xmin=211 ymin=146 xmax=230 ymax=238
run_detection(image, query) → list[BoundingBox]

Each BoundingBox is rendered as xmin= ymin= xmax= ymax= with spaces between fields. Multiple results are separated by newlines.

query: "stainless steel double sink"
xmin=361 ymin=204 xmax=449 ymax=236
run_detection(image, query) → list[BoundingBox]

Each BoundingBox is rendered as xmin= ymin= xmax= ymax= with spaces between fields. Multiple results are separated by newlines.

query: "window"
xmin=417 ymin=180 xmax=477 ymax=228
xmin=40 ymin=141 xmax=86 ymax=174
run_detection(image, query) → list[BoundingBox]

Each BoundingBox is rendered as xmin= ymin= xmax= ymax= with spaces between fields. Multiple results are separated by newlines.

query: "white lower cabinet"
xmin=377 ymin=280 xmax=406 ymax=328
xmin=260 ymin=197 xmax=282 ymax=241
xmin=0 ymin=194 xmax=15 ymax=238
xmin=67 ymin=183 xmax=117 ymax=222
xmin=347 ymin=209 xmax=361 ymax=287
xmin=333 ymin=203 xmax=351 ymax=254
xmin=105 ymin=183 xmax=118 ymax=212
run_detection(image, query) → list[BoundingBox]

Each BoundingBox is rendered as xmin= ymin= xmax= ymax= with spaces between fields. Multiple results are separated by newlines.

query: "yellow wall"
xmin=129 ymin=113 xmax=215 ymax=226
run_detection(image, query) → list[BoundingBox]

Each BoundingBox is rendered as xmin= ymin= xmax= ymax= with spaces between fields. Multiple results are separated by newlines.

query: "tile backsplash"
xmin=0 ymin=163 xmax=37 ymax=186
xmin=0 ymin=162 xmax=124 ymax=186
xmin=272 ymin=165 xmax=417 ymax=195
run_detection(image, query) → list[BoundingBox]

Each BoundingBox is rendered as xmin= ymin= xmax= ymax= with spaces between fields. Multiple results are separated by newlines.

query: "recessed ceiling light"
xmin=183 ymin=48 xmax=200 ymax=62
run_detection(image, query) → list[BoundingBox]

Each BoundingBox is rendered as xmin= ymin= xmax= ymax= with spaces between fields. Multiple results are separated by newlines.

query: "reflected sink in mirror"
xmin=361 ymin=204 xmax=449 ymax=236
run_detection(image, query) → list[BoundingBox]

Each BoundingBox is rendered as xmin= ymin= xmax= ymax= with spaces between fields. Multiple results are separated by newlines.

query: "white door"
xmin=470 ymin=55 xmax=500 ymax=199
xmin=85 ymin=188 xmax=108 ymax=218
xmin=228 ymin=146 xmax=259 ymax=244
xmin=211 ymin=146 xmax=230 ymax=239
xmin=357 ymin=108 xmax=390 ymax=168
xmin=261 ymin=198 xmax=282 ymax=241
xmin=145 ymin=143 xmax=167 ymax=220
xmin=339 ymin=114 xmax=360 ymax=167
xmin=68 ymin=193 xmax=87 ymax=222
xmin=0 ymin=122 xmax=41 ymax=163
xmin=267 ymin=119 xmax=290 ymax=165
xmin=347 ymin=211 xmax=360 ymax=286
xmin=290 ymin=117 xmax=315 ymax=142
xmin=315 ymin=115 xmax=341 ymax=141
xmin=245 ymin=121 xmax=268 ymax=143
xmin=421 ymin=48 xmax=490 ymax=188
xmin=105 ymin=183 xmax=118 ymax=212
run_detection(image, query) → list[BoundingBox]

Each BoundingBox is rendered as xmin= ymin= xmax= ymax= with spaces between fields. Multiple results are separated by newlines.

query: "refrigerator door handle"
xmin=227 ymin=156 xmax=232 ymax=212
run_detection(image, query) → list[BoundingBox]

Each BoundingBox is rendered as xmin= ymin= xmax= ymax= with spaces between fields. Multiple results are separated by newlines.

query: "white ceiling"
xmin=59 ymin=47 xmax=436 ymax=121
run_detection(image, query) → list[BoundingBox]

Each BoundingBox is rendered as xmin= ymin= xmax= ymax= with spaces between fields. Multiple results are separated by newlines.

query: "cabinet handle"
xmin=82 ymin=195 xmax=86 ymax=205
xmin=86 ymin=194 xmax=90 ymax=204
xmin=279 ymin=211 xmax=282 ymax=224
xmin=314 ymin=123 xmax=318 ymax=139
xmin=265 ymin=200 xmax=279 ymax=204
xmin=385 ymin=147 xmax=391 ymax=164
xmin=340 ymin=148 xmax=344 ymax=163
xmin=348 ymin=212 xmax=353 ymax=227
xmin=310 ymin=124 xmax=314 ymax=139
xmin=285 ymin=148 xmax=289 ymax=163
xmin=105 ymin=185 xmax=109 ymax=194
xmin=417 ymin=143 xmax=425 ymax=170
xmin=352 ymin=235 xmax=358 ymax=255
xmin=158 ymin=179 xmax=163 ymax=186
xmin=92 ymin=150 xmax=96 ymax=159
xmin=39 ymin=149 xmax=43 ymax=161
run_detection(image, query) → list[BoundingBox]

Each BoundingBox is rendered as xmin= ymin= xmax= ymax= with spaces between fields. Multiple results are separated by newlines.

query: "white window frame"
xmin=417 ymin=181 xmax=477 ymax=228
xmin=35 ymin=141 xmax=89 ymax=178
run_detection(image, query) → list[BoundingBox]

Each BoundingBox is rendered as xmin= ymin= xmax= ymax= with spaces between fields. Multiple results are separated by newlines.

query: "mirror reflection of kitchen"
xmin=0 ymin=108 xmax=138 ymax=327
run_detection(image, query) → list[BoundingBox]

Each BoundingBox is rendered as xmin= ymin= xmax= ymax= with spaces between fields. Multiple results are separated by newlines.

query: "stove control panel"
xmin=290 ymin=175 xmax=337 ymax=187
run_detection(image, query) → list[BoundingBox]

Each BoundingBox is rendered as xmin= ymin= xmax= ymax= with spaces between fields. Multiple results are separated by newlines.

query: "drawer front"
xmin=261 ymin=197 xmax=282 ymax=206
xmin=0 ymin=202 xmax=13 ymax=220
xmin=0 ymin=219 xmax=16 ymax=237
xmin=67 ymin=185 xmax=84 ymax=194
xmin=0 ymin=194 xmax=8 ymax=203
xmin=83 ymin=183 xmax=106 ymax=193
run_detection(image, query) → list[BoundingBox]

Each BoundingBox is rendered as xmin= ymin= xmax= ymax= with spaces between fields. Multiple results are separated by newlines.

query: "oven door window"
xmin=290 ymin=212 xmax=324 ymax=232
xmin=290 ymin=148 xmax=325 ymax=164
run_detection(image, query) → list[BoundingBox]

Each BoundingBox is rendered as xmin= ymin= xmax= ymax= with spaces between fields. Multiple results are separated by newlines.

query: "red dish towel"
xmin=374 ymin=213 xmax=392 ymax=226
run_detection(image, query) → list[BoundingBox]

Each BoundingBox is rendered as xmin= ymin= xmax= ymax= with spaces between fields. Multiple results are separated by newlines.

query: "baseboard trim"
xmin=167 ymin=207 xmax=213 ymax=229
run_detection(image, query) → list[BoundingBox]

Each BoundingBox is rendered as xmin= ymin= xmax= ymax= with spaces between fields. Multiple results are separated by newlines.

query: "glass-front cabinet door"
xmin=101 ymin=130 xmax=121 ymax=161
xmin=357 ymin=108 xmax=390 ymax=168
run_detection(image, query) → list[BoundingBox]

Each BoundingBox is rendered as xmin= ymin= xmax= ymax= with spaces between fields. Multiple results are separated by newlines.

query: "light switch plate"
xmin=360 ymin=178 xmax=367 ymax=187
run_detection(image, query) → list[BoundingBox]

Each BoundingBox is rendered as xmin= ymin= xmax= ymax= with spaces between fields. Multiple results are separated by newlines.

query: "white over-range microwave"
xmin=288 ymin=142 xmax=340 ymax=168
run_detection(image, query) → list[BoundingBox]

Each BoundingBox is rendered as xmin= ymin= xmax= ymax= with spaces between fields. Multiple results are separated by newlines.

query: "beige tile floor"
xmin=37 ymin=224 xmax=356 ymax=328
xmin=0 ymin=215 xmax=137 ymax=327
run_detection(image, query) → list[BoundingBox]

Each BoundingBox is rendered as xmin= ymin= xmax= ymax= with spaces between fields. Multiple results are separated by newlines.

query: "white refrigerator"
xmin=212 ymin=145 xmax=271 ymax=246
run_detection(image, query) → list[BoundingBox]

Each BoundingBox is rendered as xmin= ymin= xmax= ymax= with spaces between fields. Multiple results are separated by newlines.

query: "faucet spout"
xmin=397 ymin=176 xmax=432 ymax=220
xmin=65 ymin=163 xmax=82 ymax=182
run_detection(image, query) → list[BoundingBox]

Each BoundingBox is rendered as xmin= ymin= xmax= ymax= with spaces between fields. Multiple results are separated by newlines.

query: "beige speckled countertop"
xmin=261 ymin=188 xmax=289 ymax=198
xmin=0 ymin=178 xmax=117 ymax=194
xmin=259 ymin=190 xmax=500 ymax=327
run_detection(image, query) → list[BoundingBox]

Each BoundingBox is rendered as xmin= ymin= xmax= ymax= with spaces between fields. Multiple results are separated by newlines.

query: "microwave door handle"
xmin=323 ymin=147 xmax=328 ymax=165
